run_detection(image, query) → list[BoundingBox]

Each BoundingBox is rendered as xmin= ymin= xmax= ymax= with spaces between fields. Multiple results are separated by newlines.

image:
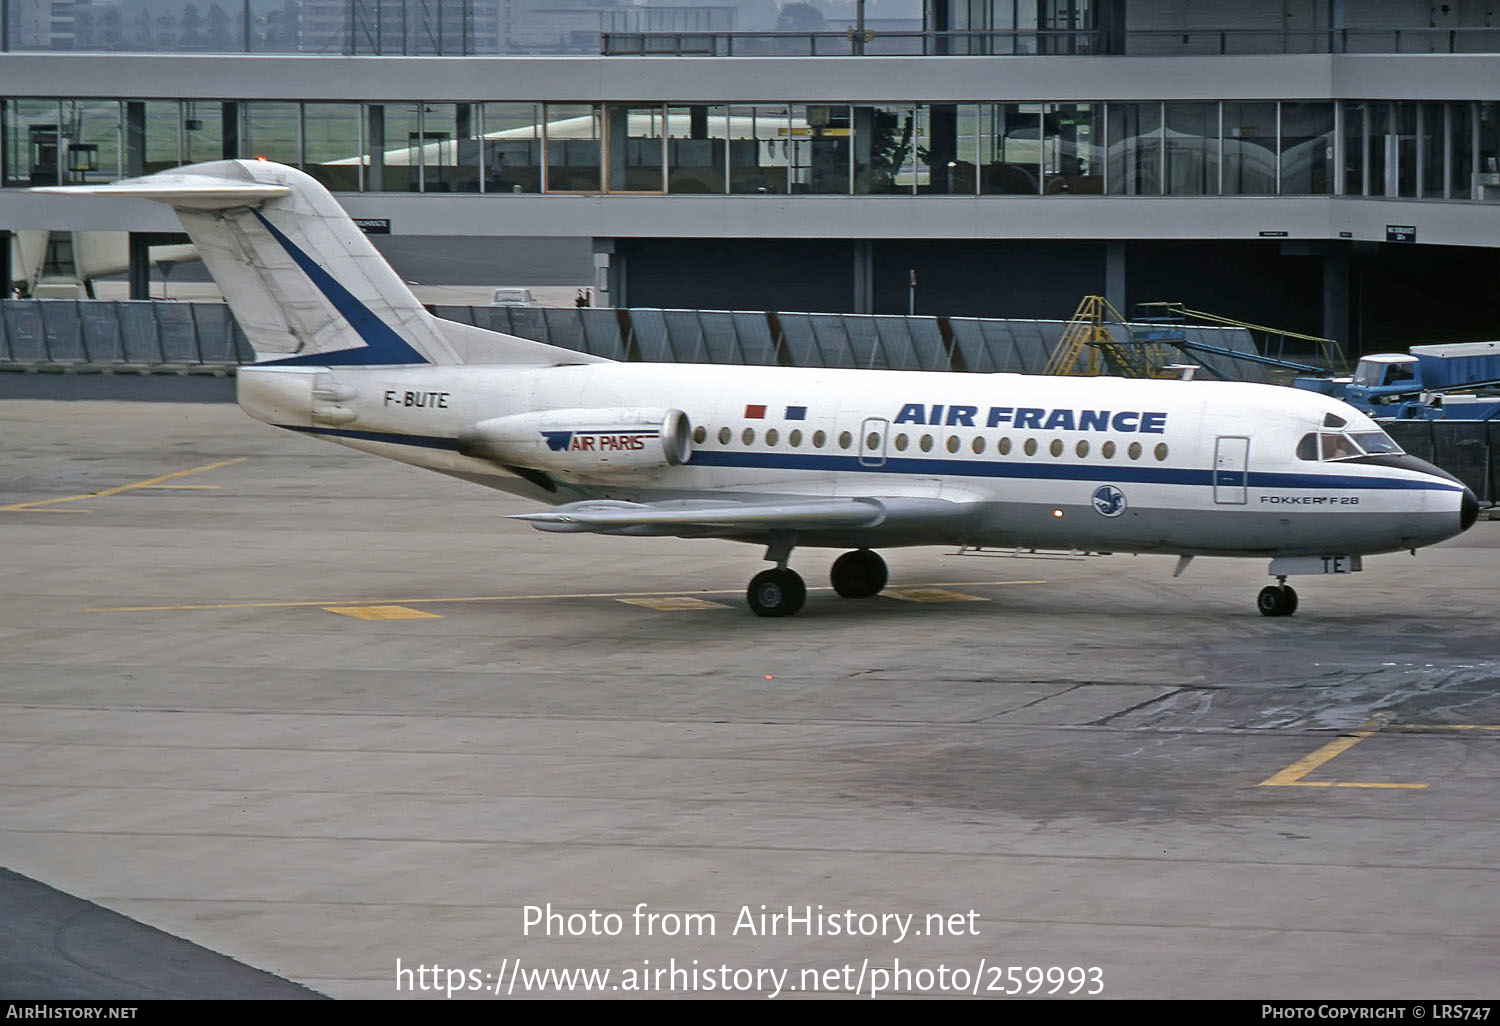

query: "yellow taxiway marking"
xmin=884 ymin=587 xmax=989 ymax=604
xmin=1259 ymin=718 xmax=1427 ymax=789
xmin=1387 ymin=723 xmax=1500 ymax=732
xmin=0 ymin=457 xmax=246 ymax=513
xmin=87 ymin=579 xmax=1047 ymax=614
xmin=323 ymin=605 xmax=442 ymax=621
xmin=617 ymin=596 xmax=732 ymax=611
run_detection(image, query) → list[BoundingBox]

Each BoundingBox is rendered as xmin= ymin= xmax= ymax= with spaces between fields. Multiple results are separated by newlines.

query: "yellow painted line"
xmin=884 ymin=587 xmax=989 ymax=604
xmin=143 ymin=484 xmax=221 ymax=490
xmin=617 ymin=596 xmax=731 ymax=611
xmin=1270 ymin=780 xmax=1429 ymax=790
xmin=1388 ymin=723 xmax=1500 ymax=732
xmin=0 ymin=457 xmax=247 ymax=512
xmin=87 ymin=579 xmax=1047 ymax=614
xmin=322 ymin=605 xmax=441 ymax=621
xmin=1259 ymin=718 xmax=1427 ymax=789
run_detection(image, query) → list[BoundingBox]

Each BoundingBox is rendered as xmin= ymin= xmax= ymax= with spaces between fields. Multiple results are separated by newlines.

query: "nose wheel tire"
xmin=747 ymin=568 xmax=807 ymax=618
xmin=1257 ymin=585 xmax=1299 ymax=617
xmin=830 ymin=549 xmax=888 ymax=599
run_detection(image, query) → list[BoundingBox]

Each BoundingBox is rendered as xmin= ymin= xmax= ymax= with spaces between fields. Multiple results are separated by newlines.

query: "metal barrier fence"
xmin=0 ymin=300 xmax=251 ymax=372
xmin=1384 ymin=421 xmax=1500 ymax=507
xmin=432 ymin=305 xmax=1274 ymax=382
xmin=0 ymin=299 xmax=1271 ymax=381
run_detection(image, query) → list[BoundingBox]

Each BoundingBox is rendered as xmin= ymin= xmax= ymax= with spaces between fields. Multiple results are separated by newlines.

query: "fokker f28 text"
xmin=40 ymin=161 xmax=1479 ymax=617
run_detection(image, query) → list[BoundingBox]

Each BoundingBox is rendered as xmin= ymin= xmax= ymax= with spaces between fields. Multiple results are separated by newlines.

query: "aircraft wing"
xmin=509 ymin=496 xmax=969 ymax=537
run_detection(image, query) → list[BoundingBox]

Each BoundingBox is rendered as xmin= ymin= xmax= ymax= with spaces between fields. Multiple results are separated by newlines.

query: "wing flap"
xmin=510 ymin=497 xmax=888 ymax=535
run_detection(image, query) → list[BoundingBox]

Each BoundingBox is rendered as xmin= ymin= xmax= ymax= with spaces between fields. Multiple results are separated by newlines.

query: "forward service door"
xmin=1213 ymin=436 xmax=1250 ymax=504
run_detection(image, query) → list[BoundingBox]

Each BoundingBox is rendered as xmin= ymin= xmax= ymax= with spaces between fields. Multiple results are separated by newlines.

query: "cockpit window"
xmin=1297 ymin=427 xmax=1404 ymax=462
xmin=1351 ymin=430 xmax=1402 ymax=455
xmin=1322 ymin=413 xmax=1347 ymax=428
xmin=1320 ymin=433 xmax=1363 ymax=460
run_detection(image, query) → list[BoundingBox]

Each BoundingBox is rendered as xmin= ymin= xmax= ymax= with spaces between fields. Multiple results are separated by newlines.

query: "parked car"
xmin=491 ymin=287 xmax=539 ymax=306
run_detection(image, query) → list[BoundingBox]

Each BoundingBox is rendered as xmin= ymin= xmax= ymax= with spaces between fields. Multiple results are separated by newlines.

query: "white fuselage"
xmin=238 ymin=361 xmax=1471 ymax=558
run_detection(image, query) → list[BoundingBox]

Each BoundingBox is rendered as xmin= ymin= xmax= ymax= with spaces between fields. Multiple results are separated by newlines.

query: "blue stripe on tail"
xmin=250 ymin=209 xmax=430 ymax=366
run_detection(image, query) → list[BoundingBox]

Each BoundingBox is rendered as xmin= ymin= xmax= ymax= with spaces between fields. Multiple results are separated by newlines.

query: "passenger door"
xmin=1214 ymin=436 xmax=1250 ymax=504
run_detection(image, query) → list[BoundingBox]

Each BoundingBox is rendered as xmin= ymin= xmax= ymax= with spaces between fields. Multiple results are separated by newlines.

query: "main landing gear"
xmin=745 ymin=540 xmax=889 ymax=617
xmin=747 ymin=567 xmax=806 ymax=618
xmin=829 ymin=548 xmax=888 ymax=599
xmin=1257 ymin=576 xmax=1299 ymax=618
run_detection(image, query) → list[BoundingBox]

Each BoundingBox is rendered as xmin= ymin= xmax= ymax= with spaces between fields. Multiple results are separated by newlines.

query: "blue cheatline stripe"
xmin=249 ymin=209 xmax=429 ymax=367
xmin=688 ymin=450 xmax=1459 ymax=491
xmin=283 ymin=424 xmax=1459 ymax=493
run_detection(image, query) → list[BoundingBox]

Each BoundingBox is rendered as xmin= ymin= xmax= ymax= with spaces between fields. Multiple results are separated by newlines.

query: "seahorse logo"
xmin=1092 ymin=485 xmax=1127 ymax=517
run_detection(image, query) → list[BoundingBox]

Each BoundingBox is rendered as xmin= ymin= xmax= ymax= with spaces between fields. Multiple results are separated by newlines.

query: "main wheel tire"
xmin=1257 ymin=585 xmax=1296 ymax=617
xmin=830 ymin=549 xmax=888 ymax=599
xmin=747 ymin=568 xmax=807 ymax=618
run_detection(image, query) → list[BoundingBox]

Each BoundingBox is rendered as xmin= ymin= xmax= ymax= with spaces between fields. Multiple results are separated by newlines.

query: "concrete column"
xmin=365 ymin=105 xmax=385 ymax=192
xmin=1096 ymin=0 xmax=1127 ymax=55
xmin=928 ymin=0 xmax=948 ymax=55
xmin=592 ymin=238 xmax=619 ymax=308
xmin=605 ymin=106 xmax=629 ymax=192
xmin=1105 ymin=241 xmax=1127 ymax=313
xmin=221 ymin=102 xmax=240 ymax=159
xmin=1329 ymin=0 xmax=1346 ymax=53
xmin=124 ymin=102 xmax=146 ymax=177
xmin=1323 ymin=244 xmax=1351 ymax=362
xmin=929 ymin=105 xmax=958 ymax=194
xmin=852 ymin=240 xmax=874 ymax=313
xmin=128 ymin=233 xmax=152 ymax=300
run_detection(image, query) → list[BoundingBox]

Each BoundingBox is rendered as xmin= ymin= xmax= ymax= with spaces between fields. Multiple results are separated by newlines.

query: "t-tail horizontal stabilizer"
xmin=32 ymin=172 xmax=291 ymax=209
xmin=32 ymin=159 xmax=597 ymax=369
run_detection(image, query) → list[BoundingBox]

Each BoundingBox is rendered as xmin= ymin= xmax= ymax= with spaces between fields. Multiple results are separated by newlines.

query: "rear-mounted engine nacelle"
xmin=458 ymin=408 xmax=692 ymax=477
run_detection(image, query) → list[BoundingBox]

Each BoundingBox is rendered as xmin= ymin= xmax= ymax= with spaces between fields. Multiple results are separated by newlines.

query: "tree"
xmin=205 ymin=3 xmax=234 ymax=51
xmin=155 ymin=10 xmax=180 ymax=49
xmin=261 ymin=1 xmax=301 ymax=52
xmin=131 ymin=8 xmax=154 ymax=49
xmin=775 ymin=3 xmax=826 ymax=32
xmin=180 ymin=4 xmax=207 ymax=49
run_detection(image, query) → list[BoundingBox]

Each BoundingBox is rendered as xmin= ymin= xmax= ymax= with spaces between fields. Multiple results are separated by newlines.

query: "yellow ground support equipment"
xmin=1043 ymin=295 xmax=1176 ymax=378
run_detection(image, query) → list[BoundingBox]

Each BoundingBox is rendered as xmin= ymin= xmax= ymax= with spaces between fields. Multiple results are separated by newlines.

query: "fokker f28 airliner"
xmin=39 ymin=160 xmax=1479 ymax=617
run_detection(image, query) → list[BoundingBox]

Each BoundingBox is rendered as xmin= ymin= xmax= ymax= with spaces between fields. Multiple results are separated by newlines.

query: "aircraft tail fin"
xmin=34 ymin=160 xmax=596 ymax=367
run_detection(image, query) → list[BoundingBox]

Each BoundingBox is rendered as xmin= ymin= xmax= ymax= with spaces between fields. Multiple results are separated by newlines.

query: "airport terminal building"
xmin=2 ymin=0 xmax=1499 ymax=356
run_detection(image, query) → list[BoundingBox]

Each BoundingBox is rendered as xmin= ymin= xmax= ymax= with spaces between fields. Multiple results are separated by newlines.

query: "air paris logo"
xmin=541 ymin=430 xmax=655 ymax=454
xmin=1092 ymin=485 xmax=1127 ymax=517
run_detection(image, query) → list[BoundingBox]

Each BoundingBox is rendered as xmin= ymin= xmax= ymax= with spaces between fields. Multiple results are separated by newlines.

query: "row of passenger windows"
xmin=690 ymin=424 xmax=1170 ymax=461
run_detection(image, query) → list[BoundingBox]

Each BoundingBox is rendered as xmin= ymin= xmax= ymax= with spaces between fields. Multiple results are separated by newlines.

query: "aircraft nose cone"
xmin=1461 ymin=487 xmax=1479 ymax=532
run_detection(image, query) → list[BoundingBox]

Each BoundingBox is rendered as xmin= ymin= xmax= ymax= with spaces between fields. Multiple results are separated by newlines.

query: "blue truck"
xmin=1295 ymin=341 xmax=1500 ymax=421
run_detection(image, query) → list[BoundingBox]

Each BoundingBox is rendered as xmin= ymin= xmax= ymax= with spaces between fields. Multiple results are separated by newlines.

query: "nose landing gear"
xmin=1257 ymin=576 xmax=1299 ymax=617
